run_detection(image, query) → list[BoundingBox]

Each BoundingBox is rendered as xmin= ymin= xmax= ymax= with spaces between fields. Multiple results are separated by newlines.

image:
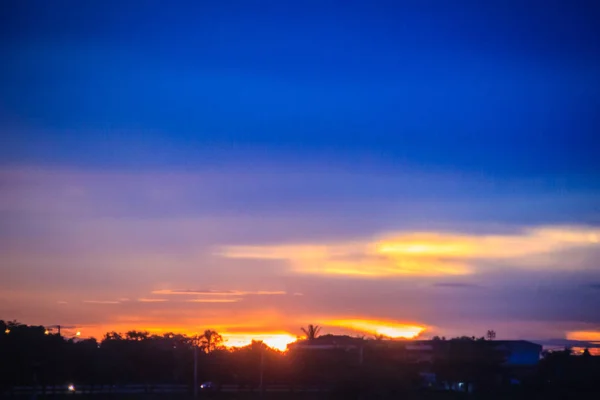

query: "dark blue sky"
xmin=2 ymin=0 xmax=599 ymax=177
xmin=2 ymin=1 xmax=600 ymax=340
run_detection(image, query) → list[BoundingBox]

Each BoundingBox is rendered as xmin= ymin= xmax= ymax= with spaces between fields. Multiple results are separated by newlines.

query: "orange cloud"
xmin=324 ymin=319 xmax=426 ymax=339
xmin=218 ymin=226 xmax=600 ymax=277
xmin=566 ymin=330 xmax=600 ymax=342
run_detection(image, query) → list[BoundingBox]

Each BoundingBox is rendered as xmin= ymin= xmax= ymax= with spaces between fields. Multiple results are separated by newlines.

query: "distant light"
xmin=75 ymin=331 xmax=81 ymax=336
xmin=4 ymin=329 xmax=9 ymax=334
xmin=68 ymin=384 xmax=75 ymax=392
xmin=45 ymin=330 xmax=50 ymax=335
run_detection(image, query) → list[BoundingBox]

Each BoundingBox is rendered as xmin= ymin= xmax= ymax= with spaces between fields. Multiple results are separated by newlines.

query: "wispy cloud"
xmin=218 ymin=226 xmax=600 ymax=278
xmin=83 ymin=300 xmax=120 ymax=304
xmin=433 ymin=282 xmax=481 ymax=288
xmin=186 ymin=298 xmax=241 ymax=303
xmin=137 ymin=298 xmax=168 ymax=303
xmin=56 ymin=300 xmax=68 ymax=305
xmin=152 ymin=289 xmax=286 ymax=296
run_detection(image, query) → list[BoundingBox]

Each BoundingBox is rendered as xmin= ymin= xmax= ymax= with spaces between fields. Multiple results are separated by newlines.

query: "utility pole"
xmin=359 ymin=344 xmax=364 ymax=365
xmin=193 ymin=337 xmax=198 ymax=398
xmin=259 ymin=343 xmax=264 ymax=399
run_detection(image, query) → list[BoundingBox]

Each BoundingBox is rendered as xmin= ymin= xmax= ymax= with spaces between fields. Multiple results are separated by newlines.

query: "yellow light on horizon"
xmin=222 ymin=333 xmax=297 ymax=351
xmin=76 ymin=331 xmax=81 ymax=336
xmin=326 ymin=319 xmax=425 ymax=339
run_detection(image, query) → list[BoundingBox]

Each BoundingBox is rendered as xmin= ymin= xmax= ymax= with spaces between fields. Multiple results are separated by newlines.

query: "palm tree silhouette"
xmin=486 ymin=330 xmax=496 ymax=341
xmin=301 ymin=324 xmax=321 ymax=340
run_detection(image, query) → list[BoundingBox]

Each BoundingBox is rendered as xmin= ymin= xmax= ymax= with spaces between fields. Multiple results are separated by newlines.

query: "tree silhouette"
xmin=200 ymin=329 xmax=223 ymax=353
xmin=126 ymin=330 xmax=149 ymax=341
xmin=582 ymin=348 xmax=591 ymax=358
xmin=486 ymin=330 xmax=496 ymax=341
xmin=301 ymin=324 xmax=321 ymax=340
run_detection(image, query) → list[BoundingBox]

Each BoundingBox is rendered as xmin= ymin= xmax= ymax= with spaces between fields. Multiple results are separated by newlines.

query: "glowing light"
xmin=566 ymin=330 xmax=600 ymax=342
xmin=67 ymin=384 xmax=75 ymax=392
xmin=222 ymin=333 xmax=297 ymax=351
xmin=44 ymin=330 xmax=49 ymax=335
xmin=4 ymin=329 xmax=9 ymax=334
xmin=75 ymin=331 xmax=81 ymax=336
xmin=326 ymin=319 xmax=425 ymax=339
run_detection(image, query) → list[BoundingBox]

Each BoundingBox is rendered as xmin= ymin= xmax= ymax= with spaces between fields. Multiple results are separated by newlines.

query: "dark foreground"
xmin=3 ymin=388 xmax=600 ymax=400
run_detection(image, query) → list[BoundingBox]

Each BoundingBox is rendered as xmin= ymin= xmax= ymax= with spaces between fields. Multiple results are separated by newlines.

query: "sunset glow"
xmin=325 ymin=319 xmax=426 ymax=339
xmin=222 ymin=333 xmax=298 ymax=351
xmin=566 ymin=330 xmax=600 ymax=343
xmin=3 ymin=0 xmax=600 ymax=381
xmin=219 ymin=226 xmax=600 ymax=278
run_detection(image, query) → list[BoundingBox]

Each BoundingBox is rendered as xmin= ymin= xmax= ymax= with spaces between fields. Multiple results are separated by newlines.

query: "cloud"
xmin=137 ymin=298 xmax=168 ymax=303
xmin=433 ymin=282 xmax=481 ymax=288
xmin=83 ymin=300 xmax=120 ymax=304
xmin=186 ymin=298 xmax=241 ymax=303
xmin=323 ymin=319 xmax=426 ymax=339
xmin=151 ymin=289 xmax=286 ymax=296
xmin=566 ymin=330 xmax=600 ymax=342
xmin=56 ymin=301 xmax=68 ymax=305
xmin=586 ymin=283 xmax=600 ymax=290
xmin=218 ymin=226 xmax=600 ymax=278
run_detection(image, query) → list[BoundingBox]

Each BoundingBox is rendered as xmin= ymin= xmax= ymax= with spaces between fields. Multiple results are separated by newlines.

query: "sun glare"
xmin=222 ymin=333 xmax=298 ymax=351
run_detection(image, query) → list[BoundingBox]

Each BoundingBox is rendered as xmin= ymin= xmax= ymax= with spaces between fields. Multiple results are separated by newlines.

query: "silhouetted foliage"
xmin=199 ymin=329 xmax=224 ymax=353
xmin=301 ymin=324 xmax=321 ymax=340
xmin=2 ymin=319 xmax=599 ymax=398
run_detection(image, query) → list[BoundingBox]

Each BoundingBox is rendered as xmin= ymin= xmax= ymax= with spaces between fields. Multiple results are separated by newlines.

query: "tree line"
xmin=1 ymin=320 xmax=599 ymax=398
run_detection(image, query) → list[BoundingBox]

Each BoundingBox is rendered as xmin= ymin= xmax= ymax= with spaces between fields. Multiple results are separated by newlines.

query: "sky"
xmin=1 ymin=0 xmax=600 ymax=349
